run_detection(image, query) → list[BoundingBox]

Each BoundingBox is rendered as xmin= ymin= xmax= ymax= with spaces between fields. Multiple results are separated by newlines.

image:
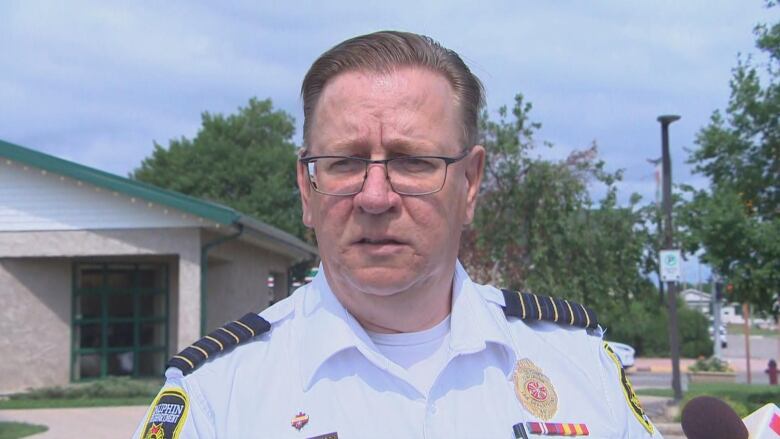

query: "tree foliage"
xmin=605 ymin=298 xmax=712 ymax=358
xmin=132 ymin=98 xmax=307 ymax=240
xmin=682 ymin=7 xmax=780 ymax=311
xmin=460 ymin=95 xmax=661 ymax=337
xmin=459 ymin=95 xmax=711 ymax=355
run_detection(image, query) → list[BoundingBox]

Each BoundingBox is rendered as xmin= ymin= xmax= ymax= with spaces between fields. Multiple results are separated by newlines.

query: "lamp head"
xmin=657 ymin=114 xmax=681 ymax=124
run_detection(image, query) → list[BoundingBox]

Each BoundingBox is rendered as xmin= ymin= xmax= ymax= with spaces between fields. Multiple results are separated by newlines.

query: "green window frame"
xmin=71 ymin=262 xmax=169 ymax=381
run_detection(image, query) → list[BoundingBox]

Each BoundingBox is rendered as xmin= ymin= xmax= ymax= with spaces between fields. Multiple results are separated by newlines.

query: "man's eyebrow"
xmin=382 ymin=139 xmax=440 ymax=155
xmin=312 ymin=139 xmax=443 ymax=156
xmin=311 ymin=141 xmax=366 ymax=155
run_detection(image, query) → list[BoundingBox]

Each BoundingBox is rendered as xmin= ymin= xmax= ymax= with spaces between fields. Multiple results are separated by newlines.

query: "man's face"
xmin=297 ymin=67 xmax=484 ymax=298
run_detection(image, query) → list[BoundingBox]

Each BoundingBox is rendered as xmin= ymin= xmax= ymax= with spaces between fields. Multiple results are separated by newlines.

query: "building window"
xmin=71 ymin=263 xmax=168 ymax=380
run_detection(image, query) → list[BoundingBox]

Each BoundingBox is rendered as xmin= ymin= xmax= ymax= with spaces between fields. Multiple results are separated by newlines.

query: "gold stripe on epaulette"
xmin=564 ymin=300 xmax=575 ymax=325
xmin=580 ymin=303 xmax=590 ymax=328
xmin=173 ymin=355 xmax=195 ymax=369
xmin=219 ymin=327 xmax=240 ymax=343
xmin=549 ymin=296 xmax=559 ymax=322
xmin=192 ymin=345 xmax=209 ymax=359
xmin=235 ymin=320 xmax=255 ymax=337
xmin=517 ymin=291 xmax=527 ymax=320
xmin=205 ymin=335 xmax=224 ymax=350
xmin=532 ymin=294 xmax=542 ymax=320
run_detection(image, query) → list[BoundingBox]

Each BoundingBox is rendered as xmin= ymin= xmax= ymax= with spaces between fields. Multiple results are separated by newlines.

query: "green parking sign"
xmin=659 ymin=249 xmax=682 ymax=282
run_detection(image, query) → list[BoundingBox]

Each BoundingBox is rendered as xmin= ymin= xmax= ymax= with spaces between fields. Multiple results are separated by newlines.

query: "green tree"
xmin=683 ymin=5 xmax=780 ymax=312
xmin=460 ymin=95 xmax=663 ymax=338
xmin=132 ymin=98 xmax=307 ymax=240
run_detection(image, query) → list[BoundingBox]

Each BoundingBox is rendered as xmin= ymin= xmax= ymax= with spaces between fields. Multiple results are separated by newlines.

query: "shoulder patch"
xmin=603 ymin=342 xmax=654 ymax=435
xmin=140 ymin=387 xmax=188 ymax=439
xmin=500 ymin=289 xmax=598 ymax=329
xmin=167 ymin=312 xmax=271 ymax=375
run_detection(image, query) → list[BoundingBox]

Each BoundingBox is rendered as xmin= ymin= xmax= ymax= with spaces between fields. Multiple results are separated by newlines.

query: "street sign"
xmin=304 ymin=267 xmax=318 ymax=282
xmin=659 ymin=249 xmax=682 ymax=282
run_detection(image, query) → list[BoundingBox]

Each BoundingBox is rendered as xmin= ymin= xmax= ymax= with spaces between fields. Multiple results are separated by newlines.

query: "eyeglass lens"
xmin=309 ymin=157 xmax=448 ymax=195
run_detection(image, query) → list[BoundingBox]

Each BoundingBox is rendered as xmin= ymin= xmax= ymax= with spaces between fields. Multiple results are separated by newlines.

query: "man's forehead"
xmin=317 ymin=68 xmax=454 ymax=108
xmin=308 ymin=68 xmax=463 ymax=153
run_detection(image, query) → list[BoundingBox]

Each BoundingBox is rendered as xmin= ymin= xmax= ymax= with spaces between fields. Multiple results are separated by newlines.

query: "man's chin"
xmin=342 ymin=265 xmax=422 ymax=296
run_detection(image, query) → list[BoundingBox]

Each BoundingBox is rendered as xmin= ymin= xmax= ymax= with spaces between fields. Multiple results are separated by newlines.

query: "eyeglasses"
xmin=300 ymin=150 xmax=470 ymax=196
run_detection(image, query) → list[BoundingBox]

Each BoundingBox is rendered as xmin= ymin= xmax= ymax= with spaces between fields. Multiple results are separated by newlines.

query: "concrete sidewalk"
xmin=0 ymin=405 xmax=147 ymax=439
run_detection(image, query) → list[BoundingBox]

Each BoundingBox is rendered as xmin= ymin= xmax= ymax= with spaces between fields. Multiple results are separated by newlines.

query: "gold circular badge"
xmin=513 ymin=358 xmax=558 ymax=420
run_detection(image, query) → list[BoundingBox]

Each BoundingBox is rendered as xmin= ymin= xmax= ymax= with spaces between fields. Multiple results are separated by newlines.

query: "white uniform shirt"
xmin=135 ymin=262 xmax=662 ymax=438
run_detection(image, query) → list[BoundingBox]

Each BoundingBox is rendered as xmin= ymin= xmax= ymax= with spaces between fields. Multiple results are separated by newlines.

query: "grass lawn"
xmin=0 ymin=421 xmax=48 ymax=439
xmin=726 ymin=324 xmax=779 ymax=337
xmin=0 ymin=377 xmax=160 ymax=410
xmin=637 ymin=382 xmax=780 ymax=417
xmin=0 ymin=397 xmax=152 ymax=410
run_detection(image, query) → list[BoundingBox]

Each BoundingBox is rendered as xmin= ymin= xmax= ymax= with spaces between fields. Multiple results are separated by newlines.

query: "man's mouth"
xmin=356 ymin=238 xmax=404 ymax=245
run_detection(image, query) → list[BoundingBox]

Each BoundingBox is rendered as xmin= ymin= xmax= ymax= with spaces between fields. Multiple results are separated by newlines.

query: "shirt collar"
xmin=298 ymin=261 xmax=518 ymax=390
xmin=299 ymin=266 xmax=389 ymax=390
xmin=449 ymin=260 xmax=516 ymax=359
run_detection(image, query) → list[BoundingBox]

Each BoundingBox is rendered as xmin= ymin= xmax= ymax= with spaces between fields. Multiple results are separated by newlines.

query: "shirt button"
xmin=428 ymin=404 xmax=437 ymax=415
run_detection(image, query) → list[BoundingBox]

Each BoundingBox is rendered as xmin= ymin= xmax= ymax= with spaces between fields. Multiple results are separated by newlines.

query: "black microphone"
xmin=680 ymin=396 xmax=748 ymax=439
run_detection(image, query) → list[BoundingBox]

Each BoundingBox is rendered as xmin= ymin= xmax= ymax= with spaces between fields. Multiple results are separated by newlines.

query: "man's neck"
xmin=325 ymin=265 xmax=455 ymax=334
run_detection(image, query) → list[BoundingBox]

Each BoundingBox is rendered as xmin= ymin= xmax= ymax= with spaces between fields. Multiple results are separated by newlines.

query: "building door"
xmin=72 ymin=263 xmax=168 ymax=380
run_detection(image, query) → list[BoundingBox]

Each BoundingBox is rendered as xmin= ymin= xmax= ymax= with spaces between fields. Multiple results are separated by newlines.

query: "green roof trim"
xmin=0 ymin=138 xmax=317 ymax=258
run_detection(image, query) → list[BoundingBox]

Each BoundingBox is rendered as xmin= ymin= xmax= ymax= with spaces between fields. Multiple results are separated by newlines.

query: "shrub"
xmin=678 ymin=306 xmax=714 ymax=358
xmin=688 ymin=357 xmax=733 ymax=372
xmin=604 ymin=297 xmax=712 ymax=358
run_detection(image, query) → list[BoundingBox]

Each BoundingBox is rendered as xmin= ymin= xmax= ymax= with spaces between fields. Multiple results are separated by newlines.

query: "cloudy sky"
xmin=2 ymin=2 xmax=776 ymax=228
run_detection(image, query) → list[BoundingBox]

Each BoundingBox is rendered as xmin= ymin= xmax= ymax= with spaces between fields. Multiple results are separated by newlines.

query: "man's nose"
xmin=353 ymin=164 xmax=398 ymax=214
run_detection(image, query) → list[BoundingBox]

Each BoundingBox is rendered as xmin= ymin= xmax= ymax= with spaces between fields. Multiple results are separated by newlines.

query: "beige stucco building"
xmin=0 ymin=139 xmax=317 ymax=394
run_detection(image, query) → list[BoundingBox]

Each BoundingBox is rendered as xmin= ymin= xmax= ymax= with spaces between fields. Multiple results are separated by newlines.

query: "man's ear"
xmin=463 ymin=145 xmax=485 ymax=225
xmin=296 ymin=159 xmax=314 ymax=228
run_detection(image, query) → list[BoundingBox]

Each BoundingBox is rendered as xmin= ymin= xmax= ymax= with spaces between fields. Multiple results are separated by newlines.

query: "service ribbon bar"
xmin=526 ymin=422 xmax=589 ymax=436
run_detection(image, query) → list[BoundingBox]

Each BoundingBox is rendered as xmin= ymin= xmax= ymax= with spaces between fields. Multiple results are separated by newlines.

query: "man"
xmin=135 ymin=31 xmax=662 ymax=438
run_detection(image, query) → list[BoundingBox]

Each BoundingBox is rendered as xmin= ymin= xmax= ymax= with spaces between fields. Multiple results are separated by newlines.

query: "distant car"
xmin=606 ymin=341 xmax=635 ymax=369
xmin=708 ymin=324 xmax=728 ymax=348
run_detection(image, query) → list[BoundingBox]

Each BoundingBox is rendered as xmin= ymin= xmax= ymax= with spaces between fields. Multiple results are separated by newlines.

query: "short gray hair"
xmin=301 ymin=30 xmax=485 ymax=150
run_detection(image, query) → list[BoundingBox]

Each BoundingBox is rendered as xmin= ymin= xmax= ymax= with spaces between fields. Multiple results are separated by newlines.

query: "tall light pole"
xmin=713 ymin=276 xmax=723 ymax=360
xmin=658 ymin=114 xmax=682 ymax=401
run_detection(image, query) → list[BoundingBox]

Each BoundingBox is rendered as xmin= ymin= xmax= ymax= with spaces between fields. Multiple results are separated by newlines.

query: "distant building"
xmin=680 ymin=288 xmax=775 ymax=328
xmin=681 ymin=288 xmax=711 ymax=315
xmin=0 ymin=139 xmax=317 ymax=393
xmin=682 ymin=287 xmax=741 ymax=324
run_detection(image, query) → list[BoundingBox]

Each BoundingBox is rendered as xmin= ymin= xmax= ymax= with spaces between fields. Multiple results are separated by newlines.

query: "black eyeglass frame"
xmin=299 ymin=149 xmax=472 ymax=196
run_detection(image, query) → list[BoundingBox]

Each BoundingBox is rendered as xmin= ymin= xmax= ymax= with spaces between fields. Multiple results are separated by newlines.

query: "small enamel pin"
xmin=291 ymin=412 xmax=309 ymax=431
xmin=513 ymin=358 xmax=559 ymax=421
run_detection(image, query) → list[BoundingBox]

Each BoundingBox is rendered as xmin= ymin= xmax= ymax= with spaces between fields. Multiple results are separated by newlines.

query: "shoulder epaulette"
xmin=167 ymin=312 xmax=271 ymax=376
xmin=501 ymin=289 xmax=598 ymax=330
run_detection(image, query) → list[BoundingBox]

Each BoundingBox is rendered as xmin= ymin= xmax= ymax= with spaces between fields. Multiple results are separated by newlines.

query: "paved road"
xmin=629 ymin=331 xmax=779 ymax=387
xmin=0 ymin=406 xmax=147 ymax=439
xmin=720 ymin=331 xmax=777 ymax=384
xmin=723 ymin=332 xmax=779 ymax=360
xmin=630 ymin=371 xmax=685 ymax=389
xmin=630 ymin=369 xmax=774 ymax=388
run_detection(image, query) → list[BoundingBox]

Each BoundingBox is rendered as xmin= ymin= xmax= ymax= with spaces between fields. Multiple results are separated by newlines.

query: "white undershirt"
xmin=367 ymin=316 xmax=451 ymax=395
